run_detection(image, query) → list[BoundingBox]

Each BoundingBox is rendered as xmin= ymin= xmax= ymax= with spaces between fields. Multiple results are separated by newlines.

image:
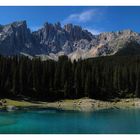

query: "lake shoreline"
xmin=1 ymin=98 xmax=140 ymax=112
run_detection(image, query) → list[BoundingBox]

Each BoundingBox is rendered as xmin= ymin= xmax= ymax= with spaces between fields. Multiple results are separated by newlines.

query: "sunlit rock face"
xmin=0 ymin=20 xmax=140 ymax=60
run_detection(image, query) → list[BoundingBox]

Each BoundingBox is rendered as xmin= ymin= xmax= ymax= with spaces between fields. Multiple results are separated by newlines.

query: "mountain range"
xmin=0 ymin=20 xmax=140 ymax=60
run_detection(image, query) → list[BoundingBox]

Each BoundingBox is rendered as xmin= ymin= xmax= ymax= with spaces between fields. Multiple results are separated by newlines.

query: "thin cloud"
xmin=63 ymin=9 xmax=97 ymax=23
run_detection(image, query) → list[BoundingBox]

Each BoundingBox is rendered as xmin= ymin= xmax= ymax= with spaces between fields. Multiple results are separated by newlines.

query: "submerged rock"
xmin=6 ymin=105 xmax=18 ymax=112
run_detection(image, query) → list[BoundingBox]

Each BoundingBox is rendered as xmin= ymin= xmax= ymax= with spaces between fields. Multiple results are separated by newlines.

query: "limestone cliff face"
xmin=0 ymin=21 xmax=34 ymax=55
xmin=0 ymin=20 xmax=140 ymax=60
xmin=33 ymin=22 xmax=93 ymax=54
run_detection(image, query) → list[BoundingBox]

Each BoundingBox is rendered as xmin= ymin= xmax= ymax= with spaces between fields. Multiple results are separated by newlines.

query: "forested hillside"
xmin=0 ymin=55 xmax=140 ymax=101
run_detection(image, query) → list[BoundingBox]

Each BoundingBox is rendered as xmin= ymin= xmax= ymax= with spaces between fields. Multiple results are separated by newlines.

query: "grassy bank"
xmin=0 ymin=98 xmax=139 ymax=112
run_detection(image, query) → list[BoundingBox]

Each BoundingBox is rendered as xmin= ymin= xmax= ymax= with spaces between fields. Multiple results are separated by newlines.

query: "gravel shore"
xmin=1 ymin=98 xmax=140 ymax=112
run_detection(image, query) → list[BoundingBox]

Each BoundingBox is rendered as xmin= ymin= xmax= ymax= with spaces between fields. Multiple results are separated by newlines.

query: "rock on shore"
xmin=1 ymin=98 xmax=140 ymax=112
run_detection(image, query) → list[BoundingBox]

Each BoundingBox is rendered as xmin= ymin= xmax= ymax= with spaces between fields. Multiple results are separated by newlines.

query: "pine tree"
xmin=135 ymin=70 xmax=140 ymax=97
xmin=74 ymin=64 xmax=81 ymax=98
xmin=64 ymin=81 xmax=70 ymax=98
xmin=12 ymin=68 xmax=19 ymax=95
xmin=85 ymin=71 xmax=92 ymax=97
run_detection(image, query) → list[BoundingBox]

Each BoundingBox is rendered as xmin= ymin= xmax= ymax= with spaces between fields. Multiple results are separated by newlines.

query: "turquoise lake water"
xmin=0 ymin=108 xmax=140 ymax=134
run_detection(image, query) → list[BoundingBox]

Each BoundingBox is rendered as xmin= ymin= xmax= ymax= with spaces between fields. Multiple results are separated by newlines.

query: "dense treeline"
xmin=0 ymin=55 xmax=140 ymax=101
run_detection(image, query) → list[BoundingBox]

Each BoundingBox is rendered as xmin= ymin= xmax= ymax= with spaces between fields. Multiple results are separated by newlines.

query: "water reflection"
xmin=0 ymin=108 xmax=139 ymax=134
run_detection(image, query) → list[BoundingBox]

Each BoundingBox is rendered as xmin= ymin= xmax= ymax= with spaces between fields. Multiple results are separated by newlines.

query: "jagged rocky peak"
xmin=54 ymin=22 xmax=62 ymax=30
xmin=98 ymin=32 xmax=117 ymax=42
xmin=0 ymin=20 xmax=30 ymax=40
xmin=10 ymin=20 xmax=30 ymax=39
xmin=1 ymin=20 xmax=28 ymax=32
xmin=0 ymin=20 xmax=33 ymax=56
xmin=64 ymin=24 xmax=83 ymax=34
xmin=10 ymin=20 xmax=27 ymax=27
xmin=43 ymin=21 xmax=53 ymax=29
xmin=121 ymin=29 xmax=140 ymax=37
xmin=43 ymin=21 xmax=62 ymax=32
xmin=35 ymin=22 xmax=93 ymax=43
xmin=0 ymin=20 xmax=140 ymax=60
xmin=99 ymin=29 xmax=139 ymax=38
xmin=64 ymin=24 xmax=83 ymax=35
xmin=64 ymin=23 xmax=93 ymax=41
xmin=32 ymin=21 xmax=94 ymax=54
xmin=121 ymin=29 xmax=134 ymax=34
xmin=98 ymin=29 xmax=140 ymax=45
xmin=64 ymin=23 xmax=73 ymax=33
xmin=36 ymin=21 xmax=66 ymax=41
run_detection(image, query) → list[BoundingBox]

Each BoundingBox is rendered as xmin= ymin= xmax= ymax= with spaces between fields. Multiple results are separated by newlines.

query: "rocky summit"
xmin=0 ymin=20 xmax=140 ymax=60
